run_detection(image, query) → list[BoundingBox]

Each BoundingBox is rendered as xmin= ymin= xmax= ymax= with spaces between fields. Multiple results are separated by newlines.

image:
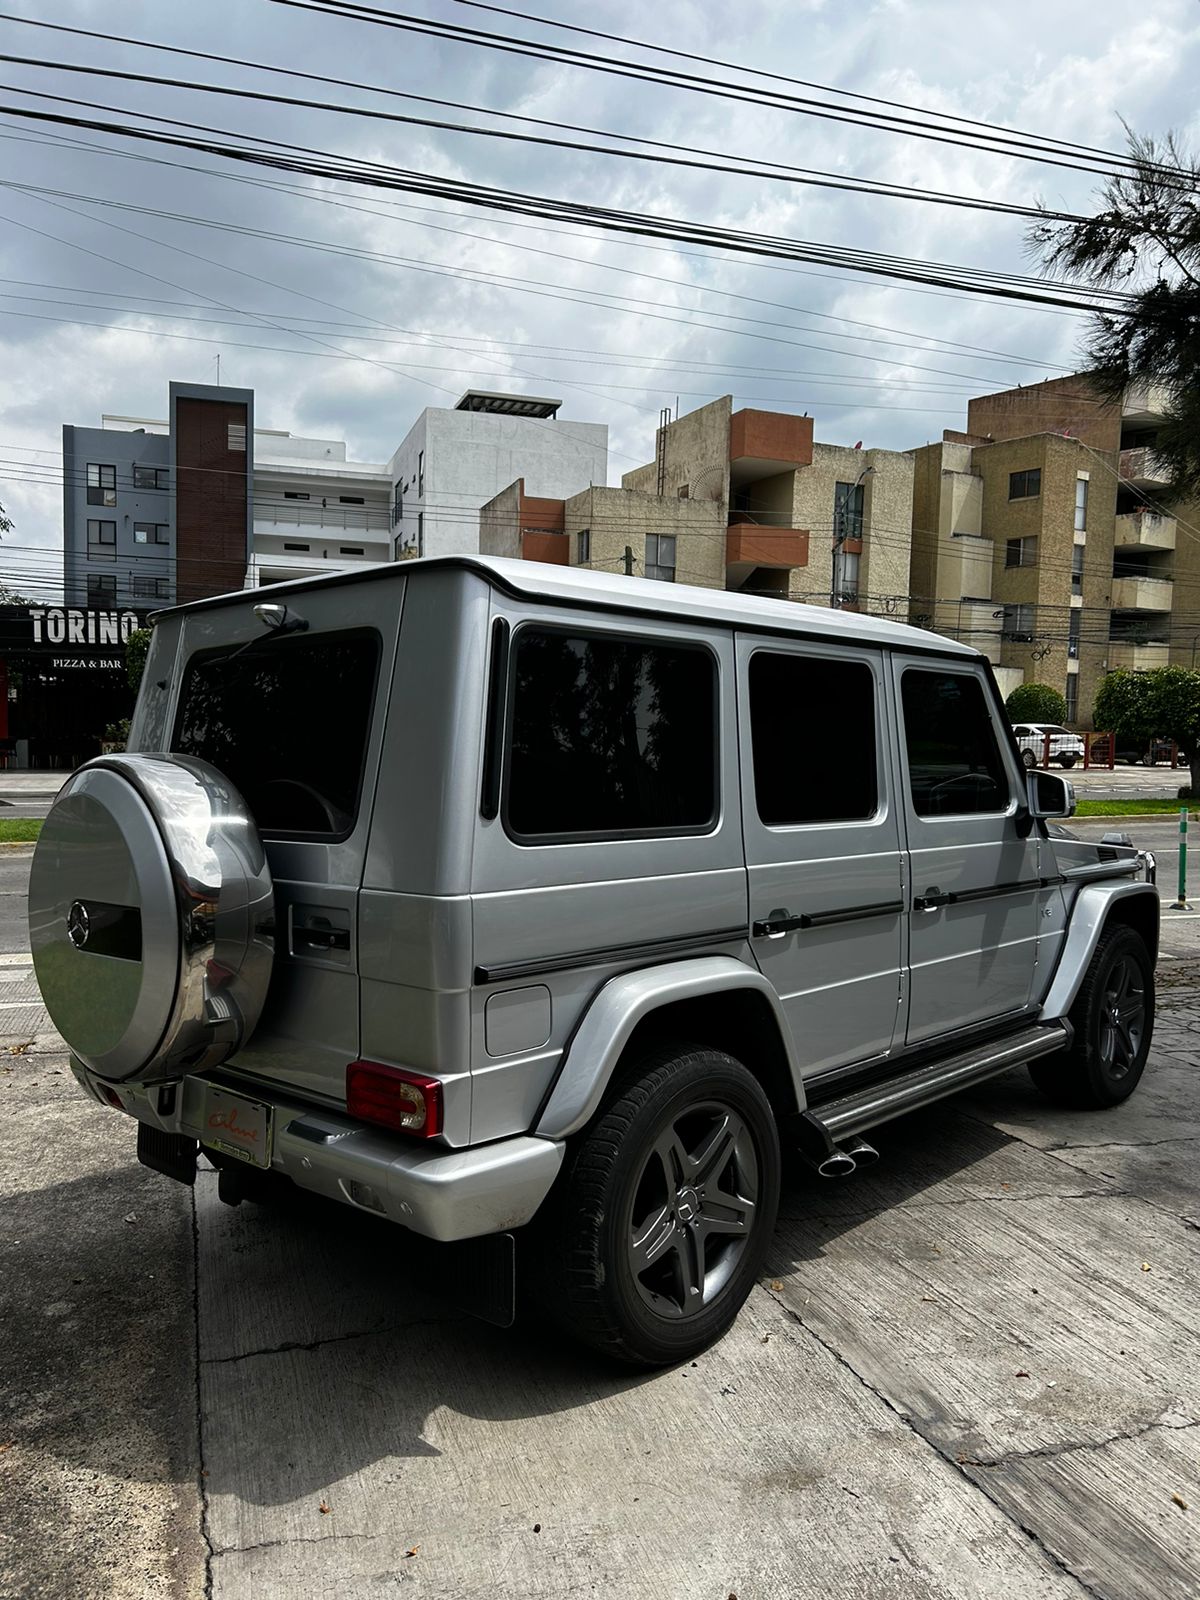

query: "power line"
xmin=270 ymin=0 xmax=1196 ymax=184
xmin=0 ymin=92 xmax=1136 ymax=310
xmin=0 ymin=35 xmax=1094 ymax=224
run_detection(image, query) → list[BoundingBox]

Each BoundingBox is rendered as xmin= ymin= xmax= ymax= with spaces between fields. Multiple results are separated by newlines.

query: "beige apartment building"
xmin=480 ymin=396 xmax=915 ymax=610
xmin=911 ymin=374 xmax=1200 ymax=727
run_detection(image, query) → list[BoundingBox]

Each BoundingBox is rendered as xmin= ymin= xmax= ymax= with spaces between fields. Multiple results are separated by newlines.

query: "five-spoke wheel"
xmin=533 ymin=1045 xmax=780 ymax=1366
xmin=1030 ymin=924 xmax=1154 ymax=1108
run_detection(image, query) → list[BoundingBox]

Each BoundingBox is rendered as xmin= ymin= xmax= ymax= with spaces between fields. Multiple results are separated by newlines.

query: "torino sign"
xmin=27 ymin=608 xmax=142 ymax=647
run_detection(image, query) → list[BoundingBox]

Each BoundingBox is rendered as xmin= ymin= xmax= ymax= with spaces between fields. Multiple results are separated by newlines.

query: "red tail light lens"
xmin=346 ymin=1061 xmax=443 ymax=1139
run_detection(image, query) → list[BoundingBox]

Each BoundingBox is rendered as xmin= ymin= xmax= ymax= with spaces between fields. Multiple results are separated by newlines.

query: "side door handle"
xmin=752 ymin=909 xmax=806 ymax=939
xmin=914 ymin=887 xmax=953 ymax=912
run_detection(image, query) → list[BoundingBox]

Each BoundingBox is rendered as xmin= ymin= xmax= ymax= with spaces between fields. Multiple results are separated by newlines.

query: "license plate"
xmin=202 ymin=1086 xmax=273 ymax=1170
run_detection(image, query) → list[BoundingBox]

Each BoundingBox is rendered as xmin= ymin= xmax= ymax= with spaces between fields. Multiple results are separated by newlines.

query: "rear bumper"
xmin=71 ymin=1063 xmax=565 ymax=1242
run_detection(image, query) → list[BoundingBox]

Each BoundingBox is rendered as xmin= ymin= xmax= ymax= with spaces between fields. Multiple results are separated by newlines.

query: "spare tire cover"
xmin=28 ymin=754 xmax=274 ymax=1083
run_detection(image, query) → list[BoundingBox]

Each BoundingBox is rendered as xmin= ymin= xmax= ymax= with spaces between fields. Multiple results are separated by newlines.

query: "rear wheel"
xmin=534 ymin=1045 xmax=781 ymax=1366
xmin=1058 ymin=755 xmax=1077 ymax=769
xmin=1029 ymin=926 xmax=1154 ymax=1108
xmin=1022 ymin=749 xmax=1037 ymax=770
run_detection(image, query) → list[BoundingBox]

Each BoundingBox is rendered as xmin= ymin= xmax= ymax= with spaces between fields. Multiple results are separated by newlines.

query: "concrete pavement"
xmin=2 ymin=847 xmax=1198 ymax=1598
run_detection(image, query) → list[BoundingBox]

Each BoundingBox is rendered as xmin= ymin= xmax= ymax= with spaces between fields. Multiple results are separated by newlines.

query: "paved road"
xmin=3 ymin=850 xmax=1199 ymax=1598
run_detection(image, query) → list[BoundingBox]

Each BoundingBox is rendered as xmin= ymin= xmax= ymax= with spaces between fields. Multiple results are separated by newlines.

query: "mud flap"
xmin=408 ymin=1231 xmax=517 ymax=1328
xmin=137 ymin=1123 xmax=199 ymax=1186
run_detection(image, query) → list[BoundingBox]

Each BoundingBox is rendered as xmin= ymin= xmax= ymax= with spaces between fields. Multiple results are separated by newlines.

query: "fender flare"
xmin=534 ymin=955 xmax=802 ymax=1140
xmin=1040 ymin=880 xmax=1159 ymax=1020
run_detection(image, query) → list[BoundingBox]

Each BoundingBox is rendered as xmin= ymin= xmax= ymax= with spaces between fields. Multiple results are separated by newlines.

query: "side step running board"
xmin=797 ymin=1020 xmax=1072 ymax=1163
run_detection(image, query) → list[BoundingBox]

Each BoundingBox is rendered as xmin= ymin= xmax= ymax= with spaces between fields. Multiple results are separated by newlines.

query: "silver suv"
xmin=28 ymin=557 xmax=1158 ymax=1366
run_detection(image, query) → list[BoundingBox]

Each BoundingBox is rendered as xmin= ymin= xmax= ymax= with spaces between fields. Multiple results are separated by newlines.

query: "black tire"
xmin=1029 ymin=926 xmax=1154 ymax=1109
xmin=1021 ymin=749 xmax=1037 ymax=770
xmin=533 ymin=1044 xmax=781 ymax=1366
xmin=1058 ymin=755 xmax=1077 ymax=769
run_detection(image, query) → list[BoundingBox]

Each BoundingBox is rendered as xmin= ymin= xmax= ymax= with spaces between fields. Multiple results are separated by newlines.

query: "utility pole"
xmin=624 ymin=544 xmax=634 ymax=576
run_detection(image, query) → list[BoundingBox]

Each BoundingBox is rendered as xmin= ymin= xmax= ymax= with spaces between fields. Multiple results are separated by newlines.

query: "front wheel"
xmin=533 ymin=1045 xmax=781 ymax=1366
xmin=1029 ymin=925 xmax=1154 ymax=1108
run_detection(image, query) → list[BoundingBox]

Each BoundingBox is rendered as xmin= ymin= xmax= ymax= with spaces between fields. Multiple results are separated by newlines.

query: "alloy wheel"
xmin=1099 ymin=956 xmax=1146 ymax=1079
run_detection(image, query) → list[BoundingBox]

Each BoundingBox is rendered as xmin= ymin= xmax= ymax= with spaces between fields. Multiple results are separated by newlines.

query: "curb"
xmin=1073 ymin=811 xmax=1200 ymax=823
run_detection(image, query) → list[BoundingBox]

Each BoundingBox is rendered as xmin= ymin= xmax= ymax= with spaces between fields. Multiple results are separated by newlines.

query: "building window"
xmin=645 ymin=533 xmax=676 ymax=582
xmin=901 ymin=669 xmax=1009 ymax=817
xmin=86 ymin=463 xmax=116 ymax=506
xmin=418 ymin=450 xmax=425 ymax=497
xmin=1005 ymin=537 xmax=1038 ymax=568
xmin=833 ymin=547 xmax=859 ymax=605
xmin=392 ymin=483 xmax=403 ymax=526
xmin=132 ymin=575 xmax=171 ymax=600
xmin=87 ymin=519 xmax=116 ymax=557
xmin=1075 ymin=476 xmax=1088 ymax=531
xmin=339 ymin=546 xmax=365 ymax=556
xmin=417 ymin=511 xmax=424 ymax=555
xmin=1008 ymin=468 xmax=1042 ymax=500
xmin=1068 ymin=610 xmax=1081 ymax=660
xmin=833 ymin=480 xmax=865 ymax=541
xmin=339 ymin=495 xmax=364 ymax=505
xmin=134 ymin=523 xmax=169 ymax=545
xmin=87 ymin=573 xmax=117 ymax=602
xmin=283 ymin=490 xmax=309 ymax=500
xmin=577 ymin=528 xmax=591 ymax=564
xmin=227 ymin=422 xmax=247 ymax=452
xmin=1072 ymin=544 xmax=1084 ymax=595
xmin=133 ymin=465 xmax=169 ymax=490
xmin=283 ymin=542 xmax=310 ymax=552
xmin=1002 ymin=603 xmax=1035 ymax=642
xmin=1065 ymin=674 xmax=1078 ymax=722
xmin=749 ymin=652 xmax=877 ymax=825
xmin=505 ymin=628 xmax=717 ymax=840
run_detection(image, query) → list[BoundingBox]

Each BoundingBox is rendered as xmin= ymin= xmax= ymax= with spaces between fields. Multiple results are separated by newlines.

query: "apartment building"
xmin=910 ymin=430 xmax=1110 ymax=714
xmin=910 ymin=373 xmax=1200 ymax=725
xmin=480 ymin=396 xmax=914 ymax=606
xmin=387 ymin=391 xmax=607 ymax=561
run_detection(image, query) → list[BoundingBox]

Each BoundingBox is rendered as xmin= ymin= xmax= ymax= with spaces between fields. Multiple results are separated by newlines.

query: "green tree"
xmin=1094 ymin=666 xmax=1200 ymax=794
xmin=0 ymin=499 xmax=11 ymax=536
xmin=125 ymin=627 xmax=152 ymax=693
xmin=1005 ymin=682 xmax=1068 ymax=724
xmin=1029 ymin=128 xmax=1200 ymax=499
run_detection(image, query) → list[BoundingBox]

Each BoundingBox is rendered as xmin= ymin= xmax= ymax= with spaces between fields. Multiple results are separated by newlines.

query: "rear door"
xmin=739 ymin=637 xmax=903 ymax=1074
xmin=892 ymin=658 xmax=1040 ymax=1043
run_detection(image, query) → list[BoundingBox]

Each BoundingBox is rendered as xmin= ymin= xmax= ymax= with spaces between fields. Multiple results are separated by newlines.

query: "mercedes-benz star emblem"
xmin=67 ymin=900 xmax=90 ymax=950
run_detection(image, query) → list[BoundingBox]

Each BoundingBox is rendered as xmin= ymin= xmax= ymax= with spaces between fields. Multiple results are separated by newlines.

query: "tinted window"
xmin=750 ymin=652 xmax=877 ymax=825
xmin=901 ymin=670 xmax=1009 ymax=817
xmin=506 ymin=628 xmax=716 ymax=839
xmin=174 ymin=631 xmax=378 ymax=837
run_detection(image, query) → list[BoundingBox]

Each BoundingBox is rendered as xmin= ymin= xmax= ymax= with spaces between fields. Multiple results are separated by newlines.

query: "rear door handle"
xmin=914 ymin=888 xmax=953 ymax=912
xmin=294 ymin=924 xmax=351 ymax=951
xmin=752 ymin=910 xmax=805 ymax=938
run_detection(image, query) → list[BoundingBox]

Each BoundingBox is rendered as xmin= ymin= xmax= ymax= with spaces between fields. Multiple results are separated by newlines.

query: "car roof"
xmin=155 ymin=553 xmax=978 ymax=658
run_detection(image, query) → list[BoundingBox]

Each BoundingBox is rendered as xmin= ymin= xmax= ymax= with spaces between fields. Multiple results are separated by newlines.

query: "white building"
xmin=249 ymin=428 xmax=391 ymax=587
xmin=386 ymin=391 xmax=608 ymax=561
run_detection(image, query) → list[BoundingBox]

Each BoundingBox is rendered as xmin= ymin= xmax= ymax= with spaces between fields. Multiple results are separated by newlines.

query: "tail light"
xmin=346 ymin=1061 xmax=443 ymax=1139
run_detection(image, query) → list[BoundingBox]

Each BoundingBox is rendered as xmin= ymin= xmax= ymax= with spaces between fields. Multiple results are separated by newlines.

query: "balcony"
xmin=1110 ymin=575 xmax=1173 ymax=613
xmin=1107 ymin=640 xmax=1170 ymax=671
xmin=728 ymin=409 xmax=813 ymax=480
xmin=252 ymin=501 xmax=391 ymax=538
xmin=521 ymin=531 xmax=569 ymax=565
xmin=726 ymin=523 xmax=809 ymax=585
xmin=1113 ymin=510 xmax=1176 ymax=552
xmin=1119 ymin=447 xmax=1171 ymax=489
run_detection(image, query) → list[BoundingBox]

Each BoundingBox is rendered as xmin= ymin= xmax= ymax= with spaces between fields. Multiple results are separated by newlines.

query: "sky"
xmin=2 ymin=0 xmax=1200 ymax=602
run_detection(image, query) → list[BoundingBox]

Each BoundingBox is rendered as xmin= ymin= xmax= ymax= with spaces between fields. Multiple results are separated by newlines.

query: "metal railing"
xmin=253 ymin=501 xmax=390 ymax=534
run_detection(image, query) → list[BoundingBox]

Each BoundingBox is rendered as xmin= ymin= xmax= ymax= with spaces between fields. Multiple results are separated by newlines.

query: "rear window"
xmin=505 ymin=626 xmax=717 ymax=840
xmin=173 ymin=629 xmax=379 ymax=837
xmin=749 ymin=651 xmax=878 ymax=825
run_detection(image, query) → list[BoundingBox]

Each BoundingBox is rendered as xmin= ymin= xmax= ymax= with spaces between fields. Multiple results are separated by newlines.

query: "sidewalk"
xmin=3 ymin=948 xmax=1198 ymax=1599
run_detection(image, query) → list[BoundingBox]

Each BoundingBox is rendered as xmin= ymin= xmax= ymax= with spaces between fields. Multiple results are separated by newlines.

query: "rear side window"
xmin=505 ymin=627 xmax=717 ymax=840
xmin=901 ymin=669 xmax=1009 ymax=817
xmin=749 ymin=652 xmax=877 ymax=825
xmin=173 ymin=630 xmax=379 ymax=837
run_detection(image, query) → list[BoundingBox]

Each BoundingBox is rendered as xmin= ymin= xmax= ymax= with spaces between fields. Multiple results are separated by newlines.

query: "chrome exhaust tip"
xmin=816 ymin=1149 xmax=857 ymax=1178
xmin=842 ymin=1136 xmax=879 ymax=1168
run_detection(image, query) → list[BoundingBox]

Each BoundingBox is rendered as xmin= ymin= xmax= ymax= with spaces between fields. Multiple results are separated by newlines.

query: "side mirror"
xmin=1027 ymin=769 xmax=1075 ymax=818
